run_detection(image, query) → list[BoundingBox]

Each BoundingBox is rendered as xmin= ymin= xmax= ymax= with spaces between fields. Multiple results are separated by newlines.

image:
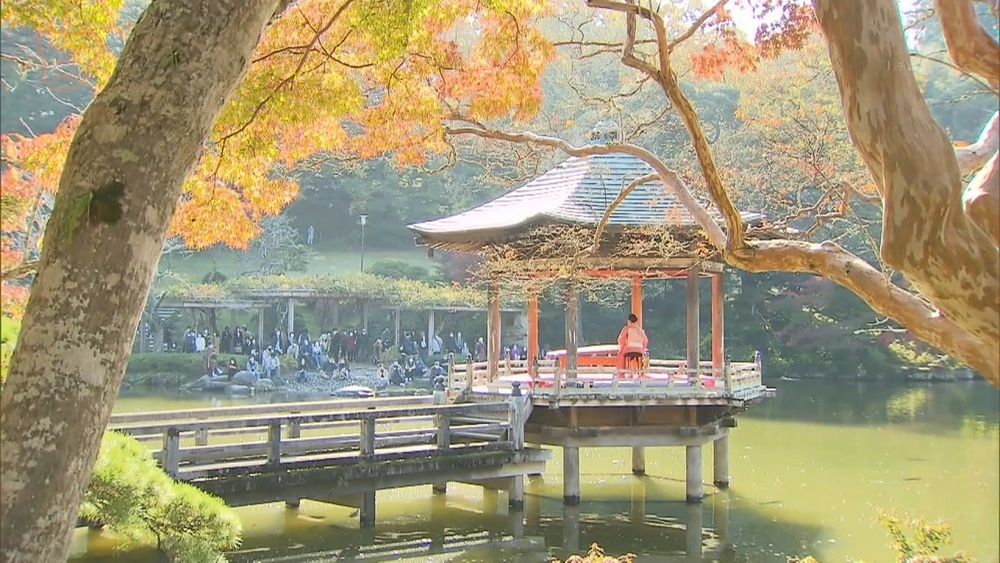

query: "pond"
xmin=69 ymin=380 xmax=1000 ymax=562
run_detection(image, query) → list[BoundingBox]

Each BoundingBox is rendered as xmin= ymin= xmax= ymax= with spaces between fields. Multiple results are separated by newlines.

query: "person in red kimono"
xmin=617 ymin=313 xmax=648 ymax=378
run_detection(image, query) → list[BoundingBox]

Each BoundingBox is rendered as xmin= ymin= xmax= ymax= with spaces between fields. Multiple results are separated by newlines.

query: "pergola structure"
xmin=154 ymin=288 xmax=519 ymax=354
xmin=408 ymin=136 xmax=771 ymax=506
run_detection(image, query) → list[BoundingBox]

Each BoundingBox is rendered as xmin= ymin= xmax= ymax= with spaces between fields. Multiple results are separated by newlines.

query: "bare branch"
xmin=666 ymin=0 xmax=729 ymax=51
xmin=592 ymin=172 xmax=658 ymax=252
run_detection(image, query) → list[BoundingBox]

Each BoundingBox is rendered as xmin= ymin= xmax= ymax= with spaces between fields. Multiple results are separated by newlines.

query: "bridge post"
xmin=508 ymin=382 xmax=526 ymax=451
xmin=195 ymin=423 xmax=209 ymax=447
xmin=433 ymin=389 xmax=449 ymax=494
xmin=713 ymin=430 xmax=730 ymax=488
xmin=360 ymin=490 xmax=376 ymax=528
xmin=724 ymin=357 xmax=733 ymax=395
xmin=686 ymin=444 xmax=704 ymax=503
xmin=268 ymin=422 xmax=282 ymax=467
xmin=360 ymin=416 xmax=376 ymax=458
xmin=465 ymin=360 xmax=474 ymax=390
xmin=563 ymin=446 xmax=580 ymax=505
xmin=163 ymin=428 xmax=180 ymax=478
xmin=631 ymin=447 xmax=646 ymax=475
xmin=288 ymin=416 xmax=301 ymax=439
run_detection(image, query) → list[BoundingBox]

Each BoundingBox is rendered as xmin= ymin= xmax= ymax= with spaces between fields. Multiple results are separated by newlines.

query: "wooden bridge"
xmin=108 ymin=395 xmax=546 ymax=525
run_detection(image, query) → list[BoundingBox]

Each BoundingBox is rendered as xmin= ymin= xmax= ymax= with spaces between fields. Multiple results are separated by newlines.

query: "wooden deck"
xmin=448 ymin=355 xmax=768 ymax=404
xmin=108 ymin=396 xmax=546 ymax=520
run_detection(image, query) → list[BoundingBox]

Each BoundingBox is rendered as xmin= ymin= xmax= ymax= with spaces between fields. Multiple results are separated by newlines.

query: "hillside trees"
xmin=0 ymin=0 xmax=551 ymax=560
xmin=446 ymin=0 xmax=1000 ymax=385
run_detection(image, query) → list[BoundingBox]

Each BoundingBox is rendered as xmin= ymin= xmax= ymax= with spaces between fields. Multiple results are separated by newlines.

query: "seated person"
xmin=226 ymin=358 xmax=240 ymax=381
xmin=296 ymin=357 xmax=308 ymax=383
xmin=375 ymin=363 xmax=389 ymax=390
xmin=617 ymin=313 xmax=648 ymax=375
xmin=388 ymin=360 xmax=405 ymax=385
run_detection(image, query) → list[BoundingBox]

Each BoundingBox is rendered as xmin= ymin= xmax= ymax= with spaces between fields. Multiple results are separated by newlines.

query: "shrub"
xmin=81 ymin=432 xmax=242 ymax=562
xmin=126 ymin=353 xmax=208 ymax=377
xmin=368 ymin=259 xmax=431 ymax=281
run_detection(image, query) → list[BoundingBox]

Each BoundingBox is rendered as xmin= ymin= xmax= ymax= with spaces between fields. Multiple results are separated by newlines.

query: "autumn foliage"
xmin=0 ymin=0 xmax=555 ymax=317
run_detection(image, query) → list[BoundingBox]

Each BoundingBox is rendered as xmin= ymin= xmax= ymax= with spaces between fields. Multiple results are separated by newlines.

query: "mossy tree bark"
xmin=0 ymin=0 xmax=289 ymax=559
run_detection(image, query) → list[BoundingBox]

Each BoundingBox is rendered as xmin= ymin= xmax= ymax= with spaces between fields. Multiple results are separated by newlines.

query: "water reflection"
xmin=72 ymin=381 xmax=999 ymax=562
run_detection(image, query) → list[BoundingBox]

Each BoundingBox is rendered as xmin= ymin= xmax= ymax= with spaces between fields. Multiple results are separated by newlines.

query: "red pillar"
xmin=527 ymin=291 xmax=539 ymax=376
xmin=631 ymin=277 xmax=643 ymax=326
xmin=711 ymin=272 xmax=724 ymax=377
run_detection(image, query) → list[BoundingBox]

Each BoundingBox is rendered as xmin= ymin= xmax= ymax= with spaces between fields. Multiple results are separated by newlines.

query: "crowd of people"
xmin=161 ymin=321 xmax=547 ymax=390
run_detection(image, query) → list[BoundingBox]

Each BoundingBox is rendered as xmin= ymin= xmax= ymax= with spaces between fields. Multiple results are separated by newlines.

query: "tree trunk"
xmin=0 ymin=0 xmax=285 ymax=559
xmin=812 ymin=0 xmax=1000 ymax=353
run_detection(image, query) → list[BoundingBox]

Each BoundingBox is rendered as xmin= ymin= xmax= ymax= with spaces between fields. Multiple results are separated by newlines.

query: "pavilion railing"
xmin=448 ymin=352 xmax=765 ymax=400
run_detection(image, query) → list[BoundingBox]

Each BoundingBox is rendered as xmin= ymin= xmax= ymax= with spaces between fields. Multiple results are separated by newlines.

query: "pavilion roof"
xmin=408 ymin=152 xmax=762 ymax=251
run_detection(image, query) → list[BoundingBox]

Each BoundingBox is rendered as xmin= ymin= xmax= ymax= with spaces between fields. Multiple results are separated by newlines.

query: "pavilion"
xmin=407 ymin=125 xmax=771 ymax=506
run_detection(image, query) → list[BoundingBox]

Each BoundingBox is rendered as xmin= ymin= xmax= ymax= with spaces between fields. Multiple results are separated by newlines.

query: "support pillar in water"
xmin=686 ymin=444 xmax=703 ymax=503
xmin=563 ymin=446 xmax=581 ymax=505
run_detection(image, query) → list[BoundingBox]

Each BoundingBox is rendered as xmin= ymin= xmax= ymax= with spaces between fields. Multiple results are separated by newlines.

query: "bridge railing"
xmin=110 ymin=396 xmax=437 ymax=445
xmin=110 ymin=397 xmax=530 ymax=480
xmin=448 ymin=353 xmax=765 ymax=400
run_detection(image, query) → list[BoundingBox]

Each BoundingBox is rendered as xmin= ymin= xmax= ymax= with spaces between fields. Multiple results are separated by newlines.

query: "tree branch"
xmin=934 ymin=0 xmax=1000 ymax=91
xmin=592 ymin=172 xmax=658 ymax=252
xmin=666 ymin=0 xmax=729 ymax=51
xmin=730 ymin=240 xmax=999 ymax=384
xmin=444 ymin=123 xmax=728 ymax=248
xmin=955 ymin=110 xmax=1000 ymax=174
xmin=590 ymin=0 xmax=748 ymax=251
xmin=0 ymin=261 xmax=39 ymax=281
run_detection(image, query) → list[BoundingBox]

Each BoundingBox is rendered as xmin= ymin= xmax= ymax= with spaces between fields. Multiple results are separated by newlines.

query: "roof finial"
xmin=588 ymin=120 xmax=620 ymax=143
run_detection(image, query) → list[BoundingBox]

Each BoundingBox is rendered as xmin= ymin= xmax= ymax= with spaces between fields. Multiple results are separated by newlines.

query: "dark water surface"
xmin=70 ymin=380 xmax=1000 ymax=562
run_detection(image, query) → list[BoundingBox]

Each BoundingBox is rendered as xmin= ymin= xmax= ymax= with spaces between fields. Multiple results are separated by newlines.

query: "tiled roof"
xmin=409 ymin=152 xmax=761 ymax=239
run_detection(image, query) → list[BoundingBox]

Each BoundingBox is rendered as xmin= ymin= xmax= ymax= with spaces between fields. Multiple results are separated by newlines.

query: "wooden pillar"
xmin=229 ymin=309 xmax=236 ymax=335
xmin=686 ymin=265 xmax=701 ymax=385
xmin=332 ymin=300 xmax=340 ymax=328
xmin=527 ymin=290 xmax=539 ymax=376
xmin=361 ymin=300 xmax=368 ymax=331
xmin=631 ymin=277 xmax=643 ymax=325
xmin=393 ymin=307 xmax=401 ymax=349
xmin=427 ymin=309 xmax=436 ymax=349
xmin=631 ymin=446 xmax=646 ymax=476
xmin=487 ymin=279 xmax=501 ymax=380
xmin=711 ymin=272 xmax=724 ymax=378
xmin=360 ymin=490 xmax=376 ymax=527
xmin=257 ymin=307 xmax=265 ymax=348
xmin=686 ymin=444 xmax=703 ymax=503
xmin=713 ymin=431 xmax=730 ymax=488
xmin=287 ymin=298 xmax=295 ymax=338
xmin=563 ymin=446 xmax=581 ymax=505
xmin=564 ymin=281 xmax=579 ymax=381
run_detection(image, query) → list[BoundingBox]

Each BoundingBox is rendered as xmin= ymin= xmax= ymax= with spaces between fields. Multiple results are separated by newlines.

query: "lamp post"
xmin=359 ymin=214 xmax=368 ymax=273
